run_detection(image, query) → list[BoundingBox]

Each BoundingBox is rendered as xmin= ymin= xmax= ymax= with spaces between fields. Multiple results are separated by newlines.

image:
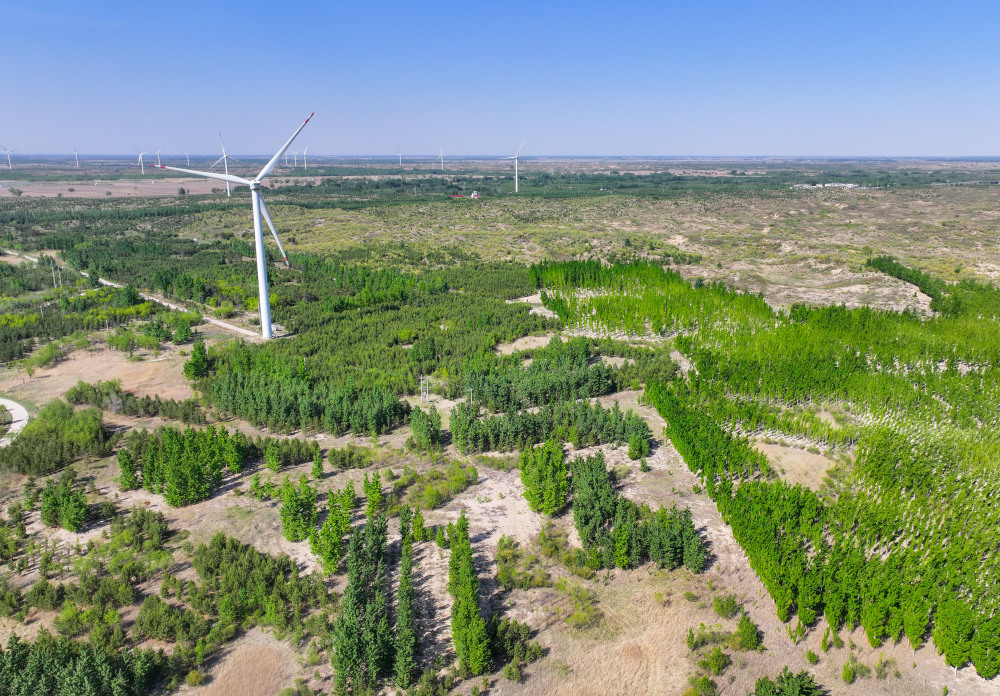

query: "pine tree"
xmin=519 ymin=439 xmax=568 ymax=516
xmin=412 ymin=508 xmax=426 ymax=542
xmin=448 ymin=510 xmax=490 ymax=676
xmin=333 ymin=529 xmax=366 ymax=691
xmin=279 ymin=475 xmax=316 ymax=542
xmin=394 ymin=529 xmax=417 ymax=687
xmin=311 ymin=447 xmax=324 ymax=479
xmin=364 ymin=471 xmax=383 ymax=517
xmin=117 ymin=449 xmax=139 ymax=490
xmin=183 ymin=339 xmax=209 ymax=379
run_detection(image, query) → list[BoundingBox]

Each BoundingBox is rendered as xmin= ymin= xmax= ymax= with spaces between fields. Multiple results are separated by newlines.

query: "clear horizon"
xmin=3 ymin=1 xmax=998 ymax=157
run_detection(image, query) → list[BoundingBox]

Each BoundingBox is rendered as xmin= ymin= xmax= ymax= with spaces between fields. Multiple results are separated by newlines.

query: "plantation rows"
xmin=537 ymin=259 xmax=1000 ymax=678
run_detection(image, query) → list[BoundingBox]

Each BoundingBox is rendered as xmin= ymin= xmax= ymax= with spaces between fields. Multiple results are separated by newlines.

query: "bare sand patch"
xmin=0 ymin=344 xmax=193 ymax=411
xmin=189 ymin=628 xmax=298 ymax=696
xmin=496 ymin=333 xmax=558 ymax=355
xmin=507 ymin=293 xmax=557 ymax=319
xmin=754 ymin=441 xmax=833 ymax=491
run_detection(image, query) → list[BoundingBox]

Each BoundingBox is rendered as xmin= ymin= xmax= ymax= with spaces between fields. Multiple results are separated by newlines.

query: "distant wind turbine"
xmin=136 ymin=150 xmax=147 ymax=175
xmin=303 ymin=147 xmax=308 ymax=170
xmin=184 ymin=150 xmax=191 ymax=167
xmin=0 ymin=146 xmax=15 ymax=170
xmin=504 ymin=140 xmax=526 ymax=193
xmin=156 ymin=149 xmax=162 ymax=166
xmin=397 ymin=147 xmax=402 ymax=166
xmin=149 ymin=113 xmax=314 ymax=339
xmin=439 ymin=148 xmax=444 ymax=170
xmin=292 ymin=150 xmax=299 ymax=168
xmin=73 ymin=147 xmax=79 ymax=168
xmin=212 ymin=132 xmax=234 ymax=197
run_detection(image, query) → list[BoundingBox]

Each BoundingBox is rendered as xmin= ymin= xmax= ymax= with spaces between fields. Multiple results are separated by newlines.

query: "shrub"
xmin=713 ymin=593 xmax=740 ymax=619
xmin=698 ymin=646 xmax=731 ymax=676
xmin=842 ymin=660 xmax=856 ymax=684
xmin=735 ymin=613 xmax=762 ymax=651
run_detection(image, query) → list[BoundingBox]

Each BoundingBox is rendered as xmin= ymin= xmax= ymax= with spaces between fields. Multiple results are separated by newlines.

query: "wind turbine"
xmin=184 ymin=150 xmax=191 ymax=167
xmin=149 ymin=113 xmax=313 ymax=339
xmin=302 ymin=147 xmax=308 ymax=170
xmin=0 ymin=146 xmax=15 ymax=170
xmin=212 ymin=133 xmax=234 ymax=197
xmin=398 ymin=148 xmax=402 ymax=166
xmin=156 ymin=149 xmax=162 ymax=166
xmin=136 ymin=151 xmax=147 ymax=175
xmin=504 ymin=140 xmax=525 ymax=193
xmin=439 ymin=148 xmax=444 ymax=170
xmin=292 ymin=150 xmax=299 ymax=168
xmin=73 ymin=147 xmax=79 ymax=168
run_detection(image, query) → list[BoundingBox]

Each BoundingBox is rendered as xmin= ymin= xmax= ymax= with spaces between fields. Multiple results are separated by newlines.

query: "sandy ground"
xmin=0 ymin=344 xmax=193 ymax=414
xmin=188 ymin=628 xmax=300 ymax=696
xmin=0 ymin=177 xmax=233 ymax=199
xmin=753 ymin=441 xmax=835 ymax=491
xmin=507 ymin=293 xmax=557 ymax=319
xmin=496 ymin=332 xmax=558 ymax=355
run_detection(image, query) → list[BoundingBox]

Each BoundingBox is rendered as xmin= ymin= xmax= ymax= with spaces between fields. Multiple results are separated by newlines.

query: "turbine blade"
xmin=258 ymin=196 xmax=291 ymax=267
xmin=256 ymin=112 xmax=314 ymax=182
xmin=516 ymin=139 xmax=525 ymax=155
xmin=149 ymin=164 xmax=252 ymax=187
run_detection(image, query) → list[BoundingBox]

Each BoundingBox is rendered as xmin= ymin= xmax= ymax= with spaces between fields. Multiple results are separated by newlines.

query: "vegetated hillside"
xmin=1 ymin=171 xmax=999 ymax=694
xmin=536 ymin=258 xmax=1000 ymax=679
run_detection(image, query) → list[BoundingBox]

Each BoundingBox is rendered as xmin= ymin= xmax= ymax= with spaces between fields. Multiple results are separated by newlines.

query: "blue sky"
xmin=2 ymin=1 xmax=998 ymax=156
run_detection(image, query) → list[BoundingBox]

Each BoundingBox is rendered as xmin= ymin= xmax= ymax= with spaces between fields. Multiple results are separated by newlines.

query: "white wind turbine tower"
xmin=439 ymin=148 xmax=445 ymax=170
xmin=0 ymin=146 xmax=15 ymax=170
xmin=504 ymin=140 xmax=525 ymax=193
xmin=302 ymin=147 xmax=308 ymax=170
xmin=136 ymin=151 xmax=147 ymax=175
xmin=291 ymin=150 xmax=299 ymax=168
xmin=184 ymin=151 xmax=191 ymax=167
xmin=398 ymin=148 xmax=402 ymax=166
xmin=74 ymin=147 xmax=79 ymax=168
xmin=149 ymin=113 xmax=314 ymax=339
xmin=212 ymin=133 xmax=235 ymax=197
xmin=156 ymin=149 xmax=162 ymax=166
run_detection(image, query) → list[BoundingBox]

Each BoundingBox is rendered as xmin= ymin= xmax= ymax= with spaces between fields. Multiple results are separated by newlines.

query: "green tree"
xmin=519 ymin=439 xmax=569 ymax=516
xmin=394 ymin=529 xmax=417 ymax=687
xmin=279 ymin=475 xmax=316 ymax=542
xmin=364 ymin=471 xmax=383 ymax=517
xmin=117 ymin=449 xmax=139 ymax=490
xmin=183 ymin=339 xmax=209 ymax=379
xmin=410 ymin=405 xmax=442 ymax=450
xmin=970 ymin=613 xmax=1000 ymax=680
xmin=412 ymin=508 xmax=426 ymax=542
xmin=934 ymin=598 xmax=974 ymax=672
xmin=448 ymin=510 xmax=490 ymax=675
xmin=311 ymin=447 xmax=324 ymax=479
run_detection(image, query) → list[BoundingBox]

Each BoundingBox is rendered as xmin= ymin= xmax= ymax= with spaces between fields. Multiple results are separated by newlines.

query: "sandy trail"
xmin=0 ymin=398 xmax=28 ymax=447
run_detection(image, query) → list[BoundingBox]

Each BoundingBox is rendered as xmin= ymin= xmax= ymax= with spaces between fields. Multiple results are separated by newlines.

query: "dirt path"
xmin=1 ymin=249 xmax=262 ymax=341
xmin=0 ymin=398 xmax=29 ymax=447
xmin=81 ymin=272 xmax=262 ymax=340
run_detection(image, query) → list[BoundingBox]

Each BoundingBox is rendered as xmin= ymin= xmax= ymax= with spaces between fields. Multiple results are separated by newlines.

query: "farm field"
xmin=0 ymin=159 xmax=997 ymax=696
